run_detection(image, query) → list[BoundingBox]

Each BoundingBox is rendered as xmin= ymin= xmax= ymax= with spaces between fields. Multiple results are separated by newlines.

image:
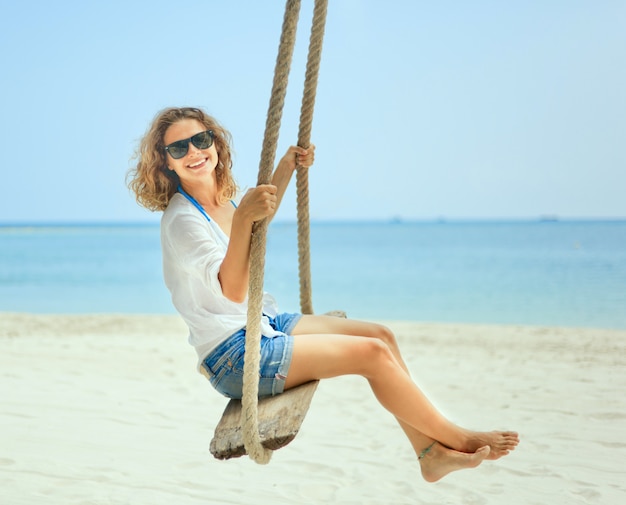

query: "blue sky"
xmin=1 ymin=0 xmax=624 ymax=223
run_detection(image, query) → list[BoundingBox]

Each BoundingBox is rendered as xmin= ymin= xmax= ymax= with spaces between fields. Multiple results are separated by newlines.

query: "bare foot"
xmin=419 ymin=443 xmax=491 ymax=483
xmin=461 ymin=430 xmax=520 ymax=460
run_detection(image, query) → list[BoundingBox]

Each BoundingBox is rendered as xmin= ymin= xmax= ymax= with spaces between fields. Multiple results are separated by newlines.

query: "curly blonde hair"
xmin=127 ymin=107 xmax=238 ymax=211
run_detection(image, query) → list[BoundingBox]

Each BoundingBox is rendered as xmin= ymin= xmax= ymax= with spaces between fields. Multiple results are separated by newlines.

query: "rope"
xmin=296 ymin=0 xmax=327 ymax=314
xmin=241 ymin=0 xmax=328 ymax=464
xmin=242 ymin=0 xmax=301 ymax=465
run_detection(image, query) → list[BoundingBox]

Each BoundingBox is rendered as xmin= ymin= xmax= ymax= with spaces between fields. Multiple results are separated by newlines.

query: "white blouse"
xmin=160 ymin=193 xmax=281 ymax=366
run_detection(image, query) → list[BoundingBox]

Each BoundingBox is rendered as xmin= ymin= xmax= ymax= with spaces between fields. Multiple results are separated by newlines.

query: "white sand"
xmin=1 ymin=313 xmax=625 ymax=505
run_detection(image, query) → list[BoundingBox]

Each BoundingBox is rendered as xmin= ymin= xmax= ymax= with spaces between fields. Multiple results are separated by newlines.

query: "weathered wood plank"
xmin=210 ymin=380 xmax=319 ymax=459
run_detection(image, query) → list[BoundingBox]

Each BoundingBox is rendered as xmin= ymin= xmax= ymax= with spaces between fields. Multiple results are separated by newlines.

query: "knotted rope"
xmin=241 ymin=0 xmax=328 ymax=464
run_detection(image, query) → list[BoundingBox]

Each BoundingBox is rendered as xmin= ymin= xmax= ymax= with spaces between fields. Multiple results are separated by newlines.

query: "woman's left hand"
xmin=280 ymin=144 xmax=316 ymax=172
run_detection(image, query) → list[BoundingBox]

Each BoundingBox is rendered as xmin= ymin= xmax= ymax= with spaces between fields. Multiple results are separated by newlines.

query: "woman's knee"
xmin=358 ymin=337 xmax=397 ymax=376
xmin=369 ymin=323 xmax=399 ymax=350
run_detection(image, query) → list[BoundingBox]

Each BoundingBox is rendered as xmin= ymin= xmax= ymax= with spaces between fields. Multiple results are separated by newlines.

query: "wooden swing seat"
xmin=210 ymin=380 xmax=319 ymax=460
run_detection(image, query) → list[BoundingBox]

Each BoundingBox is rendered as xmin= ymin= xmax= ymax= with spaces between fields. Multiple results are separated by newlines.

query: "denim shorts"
xmin=200 ymin=312 xmax=302 ymax=399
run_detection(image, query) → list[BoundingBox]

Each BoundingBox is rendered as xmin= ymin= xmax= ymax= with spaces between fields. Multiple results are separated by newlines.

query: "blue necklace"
xmin=177 ymin=185 xmax=212 ymax=223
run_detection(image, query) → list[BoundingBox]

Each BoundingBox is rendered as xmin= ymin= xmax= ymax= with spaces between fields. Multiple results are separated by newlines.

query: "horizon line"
xmin=1 ymin=216 xmax=626 ymax=228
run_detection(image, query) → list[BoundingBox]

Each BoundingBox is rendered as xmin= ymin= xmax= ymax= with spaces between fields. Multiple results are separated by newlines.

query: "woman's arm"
xmin=219 ymin=184 xmax=277 ymax=303
xmin=271 ymin=145 xmax=315 ymax=215
xmin=218 ymin=145 xmax=315 ymax=303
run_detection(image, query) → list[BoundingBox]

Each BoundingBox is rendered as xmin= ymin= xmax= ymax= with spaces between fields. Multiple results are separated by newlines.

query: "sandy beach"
xmin=1 ymin=313 xmax=625 ymax=504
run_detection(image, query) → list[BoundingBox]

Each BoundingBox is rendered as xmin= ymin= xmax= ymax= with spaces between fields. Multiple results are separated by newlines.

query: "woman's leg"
xmin=287 ymin=316 xmax=518 ymax=480
xmin=292 ymin=316 xmax=435 ymax=452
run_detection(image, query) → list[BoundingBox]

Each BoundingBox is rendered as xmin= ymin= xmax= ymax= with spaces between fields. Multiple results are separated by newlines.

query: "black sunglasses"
xmin=164 ymin=130 xmax=214 ymax=159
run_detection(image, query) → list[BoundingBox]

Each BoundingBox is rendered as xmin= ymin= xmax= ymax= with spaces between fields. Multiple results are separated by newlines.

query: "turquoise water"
xmin=1 ymin=221 xmax=625 ymax=329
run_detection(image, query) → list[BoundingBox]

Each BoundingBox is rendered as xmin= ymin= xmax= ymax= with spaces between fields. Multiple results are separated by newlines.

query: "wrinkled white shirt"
xmin=160 ymin=193 xmax=280 ymax=365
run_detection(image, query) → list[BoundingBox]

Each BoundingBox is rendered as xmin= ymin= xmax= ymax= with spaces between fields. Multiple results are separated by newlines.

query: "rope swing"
xmin=241 ymin=0 xmax=328 ymax=464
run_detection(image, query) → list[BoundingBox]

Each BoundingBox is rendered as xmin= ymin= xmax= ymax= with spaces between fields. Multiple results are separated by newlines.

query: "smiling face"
xmin=163 ymin=119 xmax=219 ymax=189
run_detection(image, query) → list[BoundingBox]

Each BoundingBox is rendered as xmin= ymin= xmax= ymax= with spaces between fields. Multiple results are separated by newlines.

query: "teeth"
xmin=189 ymin=159 xmax=205 ymax=168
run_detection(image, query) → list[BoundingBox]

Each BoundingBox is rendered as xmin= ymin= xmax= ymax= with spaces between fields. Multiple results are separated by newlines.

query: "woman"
xmin=128 ymin=107 xmax=518 ymax=482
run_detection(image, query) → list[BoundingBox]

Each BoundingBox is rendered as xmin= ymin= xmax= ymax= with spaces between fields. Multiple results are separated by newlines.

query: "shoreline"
xmin=2 ymin=313 xmax=625 ymax=504
xmin=3 ymin=311 xmax=626 ymax=334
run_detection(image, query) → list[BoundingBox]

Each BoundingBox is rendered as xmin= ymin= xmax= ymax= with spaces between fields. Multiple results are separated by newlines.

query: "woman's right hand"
xmin=236 ymin=184 xmax=278 ymax=225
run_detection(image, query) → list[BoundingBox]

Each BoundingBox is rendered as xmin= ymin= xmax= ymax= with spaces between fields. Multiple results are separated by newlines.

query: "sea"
xmin=1 ymin=220 xmax=625 ymax=329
